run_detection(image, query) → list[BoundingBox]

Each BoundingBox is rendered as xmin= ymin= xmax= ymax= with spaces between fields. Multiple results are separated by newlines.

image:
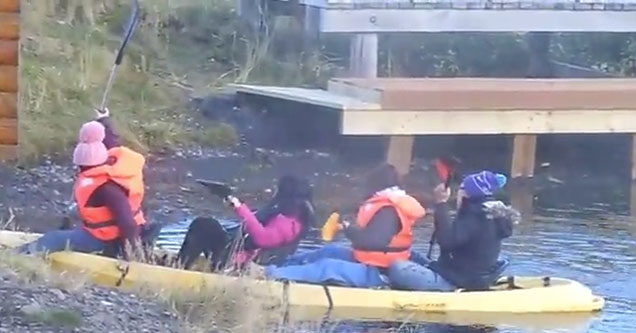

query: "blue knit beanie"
xmin=460 ymin=171 xmax=507 ymax=198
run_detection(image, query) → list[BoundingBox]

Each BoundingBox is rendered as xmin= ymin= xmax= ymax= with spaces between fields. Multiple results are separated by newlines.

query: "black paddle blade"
xmin=195 ymin=179 xmax=233 ymax=199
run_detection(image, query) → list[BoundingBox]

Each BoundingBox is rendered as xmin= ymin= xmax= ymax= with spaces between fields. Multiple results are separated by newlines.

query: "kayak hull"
xmin=0 ymin=231 xmax=604 ymax=316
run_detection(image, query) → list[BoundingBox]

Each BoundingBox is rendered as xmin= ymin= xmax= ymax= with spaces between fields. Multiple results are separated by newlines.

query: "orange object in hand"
xmin=321 ymin=212 xmax=342 ymax=242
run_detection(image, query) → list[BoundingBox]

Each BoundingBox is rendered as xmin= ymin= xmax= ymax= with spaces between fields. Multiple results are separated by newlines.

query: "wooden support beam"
xmin=386 ymin=136 xmax=414 ymax=177
xmin=0 ymin=13 xmax=19 ymax=40
xmin=349 ymin=34 xmax=378 ymax=78
xmin=510 ymin=135 xmax=537 ymax=218
xmin=0 ymin=40 xmax=18 ymax=66
xmin=510 ymin=180 xmax=534 ymax=223
xmin=0 ymin=65 xmax=17 ymax=92
xmin=510 ymin=135 xmax=537 ymax=179
xmin=630 ymin=134 xmax=636 ymax=216
xmin=0 ymin=92 xmax=16 ymax=118
xmin=0 ymin=0 xmax=20 ymax=13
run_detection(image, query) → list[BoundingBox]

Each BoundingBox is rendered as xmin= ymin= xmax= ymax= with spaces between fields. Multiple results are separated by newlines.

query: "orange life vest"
xmin=74 ymin=146 xmax=146 ymax=241
xmin=352 ymin=190 xmax=426 ymax=268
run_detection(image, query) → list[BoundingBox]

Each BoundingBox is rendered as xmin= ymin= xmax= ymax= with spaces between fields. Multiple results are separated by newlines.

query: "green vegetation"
xmin=24 ymin=307 xmax=83 ymax=328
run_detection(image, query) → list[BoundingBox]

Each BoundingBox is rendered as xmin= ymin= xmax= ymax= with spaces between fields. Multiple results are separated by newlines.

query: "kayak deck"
xmin=0 ymin=230 xmax=605 ymax=316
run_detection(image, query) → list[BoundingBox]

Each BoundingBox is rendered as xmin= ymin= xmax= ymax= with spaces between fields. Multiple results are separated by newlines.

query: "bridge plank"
xmin=231 ymin=84 xmax=380 ymax=110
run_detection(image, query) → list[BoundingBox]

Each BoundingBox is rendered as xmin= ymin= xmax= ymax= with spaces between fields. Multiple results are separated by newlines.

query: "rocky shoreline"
xmin=0 ymin=252 xmax=181 ymax=333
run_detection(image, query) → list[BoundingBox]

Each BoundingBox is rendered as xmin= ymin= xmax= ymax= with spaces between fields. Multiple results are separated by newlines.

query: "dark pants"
xmin=176 ymin=217 xmax=238 ymax=270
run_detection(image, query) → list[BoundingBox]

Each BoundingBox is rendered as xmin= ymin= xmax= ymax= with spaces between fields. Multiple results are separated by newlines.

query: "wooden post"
xmin=349 ymin=34 xmax=415 ymax=175
xmin=386 ymin=136 xmax=415 ymax=176
xmin=349 ymin=34 xmax=377 ymax=78
xmin=630 ymin=134 xmax=636 ymax=216
xmin=511 ymin=135 xmax=537 ymax=179
xmin=510 ymin=135 xmax=537 ymax=219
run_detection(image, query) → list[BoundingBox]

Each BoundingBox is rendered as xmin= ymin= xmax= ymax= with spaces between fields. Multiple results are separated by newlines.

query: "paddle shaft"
xmin=99 ymin=0 xmax=140 ymax=110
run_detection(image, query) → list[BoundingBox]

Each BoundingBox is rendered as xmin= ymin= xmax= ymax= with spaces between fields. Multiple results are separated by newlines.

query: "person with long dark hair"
xmin=262 ymin=163 xmax=426 ymax=288
xmin=176 ymin=175 xmax=315 ymax=271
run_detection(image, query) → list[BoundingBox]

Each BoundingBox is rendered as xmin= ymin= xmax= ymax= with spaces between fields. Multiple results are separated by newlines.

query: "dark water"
xmin=154 ymin=149 xmax=636 ymax=332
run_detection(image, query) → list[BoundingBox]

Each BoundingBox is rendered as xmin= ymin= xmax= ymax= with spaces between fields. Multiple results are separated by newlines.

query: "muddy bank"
xmin=0 ymin=145 xmax=437 ymax=233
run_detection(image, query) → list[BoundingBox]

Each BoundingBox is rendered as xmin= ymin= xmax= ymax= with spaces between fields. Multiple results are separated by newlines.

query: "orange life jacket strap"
xmin=352 ymin=245 xmax=409 ymax=253
xmin=82 ymin=208 xmax=142 ymax=229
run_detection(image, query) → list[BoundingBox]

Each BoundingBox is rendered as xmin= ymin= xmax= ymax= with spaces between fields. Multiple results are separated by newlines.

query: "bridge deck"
xmin=255 ymin=0 xmax=636 ymax=32
xmin=234 ymin=78 xmax=636 ymax=135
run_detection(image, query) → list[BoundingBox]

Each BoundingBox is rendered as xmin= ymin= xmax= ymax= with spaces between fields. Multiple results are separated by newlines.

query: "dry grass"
xmin=0 ymin=237 xmax=339 ymax=332
xmin=18 ymin=0 xmax=241 ymax=164
xmin=0 ymin=249 xmax=87 ymax=291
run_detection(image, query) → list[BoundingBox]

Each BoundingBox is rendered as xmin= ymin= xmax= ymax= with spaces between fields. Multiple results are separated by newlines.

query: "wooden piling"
xmin=349 ymin=34 xmax=378 ymax=79
xmin=349 ymin=34 xmax=415 ymax=175
xmin=630 ymin=134 xmax=636 ymax=216
xmin=511 ymin=134 xmax=537 ymax=179
xmin=510 ymin=135 xmax=536 ymax=218
xmin=386 ymin=136 xmax=415 ymax=177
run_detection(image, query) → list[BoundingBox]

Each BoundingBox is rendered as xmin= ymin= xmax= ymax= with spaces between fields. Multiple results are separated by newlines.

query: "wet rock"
xmin=20 ymin=301 xmax=42 ymax=316
xmin=49 ymin=289 xmax=65 ymax=301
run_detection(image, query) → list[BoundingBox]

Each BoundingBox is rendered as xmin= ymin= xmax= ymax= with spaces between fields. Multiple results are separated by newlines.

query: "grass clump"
xmin=24 ymin=307 xmax=83 ymax=328
xmin=135 ymin=266 xmax=284 ymax=332
xmin=0 ymin=248 xmax=87 ymax=291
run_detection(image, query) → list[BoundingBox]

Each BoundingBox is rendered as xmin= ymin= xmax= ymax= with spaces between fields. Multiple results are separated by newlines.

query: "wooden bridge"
xmin=237 ymin=0 xmax=636 ymax=215
xmin=0 ymin=0 xmax=19 ymax=160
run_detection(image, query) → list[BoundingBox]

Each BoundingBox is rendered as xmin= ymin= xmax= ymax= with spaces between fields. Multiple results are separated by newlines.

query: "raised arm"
xmin=234 ymin=203 xmax=299 ymax=249
xmin=95 ymin=108 xmax=120 ymax=149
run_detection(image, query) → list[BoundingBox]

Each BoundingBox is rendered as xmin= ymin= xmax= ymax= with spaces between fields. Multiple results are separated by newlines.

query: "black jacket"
xmin=429 ymin=197 xmax=517 ymax=290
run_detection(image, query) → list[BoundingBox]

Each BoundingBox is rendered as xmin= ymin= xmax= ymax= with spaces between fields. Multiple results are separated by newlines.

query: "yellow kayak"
xmin=0 ymin=230 xmax=604 ymax=320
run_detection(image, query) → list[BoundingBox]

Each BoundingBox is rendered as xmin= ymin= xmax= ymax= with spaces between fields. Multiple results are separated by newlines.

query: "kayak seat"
xmin=456 ymin=259 xmax=511 ymax=292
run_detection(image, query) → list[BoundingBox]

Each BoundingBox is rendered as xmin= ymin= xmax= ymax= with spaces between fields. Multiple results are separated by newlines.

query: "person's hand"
xmin=95 ymin=107 xmax=110 ymax=119
xmin=225 ymin=195 xmax=241 ymax=208
xmin=433 ymin=183 xmax=451 ymax=203
xmin=341 ymin=220 xmax=351 ymax=229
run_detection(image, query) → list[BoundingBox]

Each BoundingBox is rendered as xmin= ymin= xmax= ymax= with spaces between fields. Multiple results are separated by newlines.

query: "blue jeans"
xmin=265 ymin=244 xmax=387 ymax=288
xmin=18 ymin=227 xmax=105 ymax=254
xmin=388 ymin=260 xmax=455 ymax=291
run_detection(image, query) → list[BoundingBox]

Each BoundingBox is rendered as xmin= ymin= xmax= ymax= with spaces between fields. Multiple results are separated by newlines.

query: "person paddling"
xmin=263 ymin=164 xmax=426 ymax=288
xmin=19 ymin=109 xmax=147 ymax=259
xmin=176 ymin=175 xmax=315 ymax=271
xmin=388 ymin=170 xmax=519 ymax=291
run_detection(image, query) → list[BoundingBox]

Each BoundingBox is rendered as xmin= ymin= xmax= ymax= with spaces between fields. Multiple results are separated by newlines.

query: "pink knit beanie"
xmin=72 ymin=121 xmax=108 ymax=167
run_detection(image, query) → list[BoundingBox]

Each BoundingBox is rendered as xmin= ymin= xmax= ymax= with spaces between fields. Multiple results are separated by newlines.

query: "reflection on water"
xmin=156 ymin=183 xmax=636 ymax=332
